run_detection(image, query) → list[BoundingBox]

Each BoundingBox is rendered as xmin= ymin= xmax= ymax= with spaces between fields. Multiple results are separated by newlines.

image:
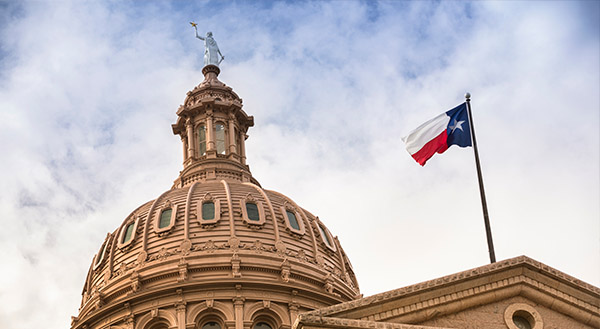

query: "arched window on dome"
xmin=253 ymin=323 xmax=272 ymax=329
xmin=118 ymin=215 xmax=139 ymax=249
xmin=316 ymin=220 xmax=337 ymax=252
xmin=93 ymin=234 xmax=111 ymax=270
xmin=280 ymin=204 xmax=305 ymax=236
xmin=215 ymin=122 xmax=226 ymax=155
xmin=159 ymin=209 xmax=172 ymax=228
xmin=154 ymin=200 xmax=179 ymax=235
xmin=198 ymin=125 xmax=207 ymax=156
xmin=201 ymin=322 xmax=221 ymax=329
xmin=241 ymin=194 xmax=265 ymax=226
xmin=197 ymin=192 xmax=220 ymax=225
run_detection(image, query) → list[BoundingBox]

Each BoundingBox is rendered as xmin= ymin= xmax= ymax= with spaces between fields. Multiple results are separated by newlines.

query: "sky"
xmin=0 ymin=1 xmax=598 ymax=328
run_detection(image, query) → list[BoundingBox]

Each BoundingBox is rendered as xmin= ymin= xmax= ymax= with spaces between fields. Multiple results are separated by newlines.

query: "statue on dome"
xmin=190 ymin=22 xmax=224 ymax=67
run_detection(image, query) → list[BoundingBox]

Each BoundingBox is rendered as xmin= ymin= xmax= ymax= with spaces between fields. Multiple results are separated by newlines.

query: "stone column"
xmin=182 ymin=137 xmax=188 ymax=162
xmin=176 ymin=303 xmax=187 ymax=329
xmin=186 ymin=119 xmax=195 ymax=159
xmin=228 ymin=114 xmax=236 ymax=154
xmin=240 ymin=133 xmax=247 ymax=164
xmin=206 ymin=111 xmax=215 ymax=151
xmin=288 ymin=303 xmax=299 ymax=326
xmin=233 ymin=297 xmax=245 ymax=329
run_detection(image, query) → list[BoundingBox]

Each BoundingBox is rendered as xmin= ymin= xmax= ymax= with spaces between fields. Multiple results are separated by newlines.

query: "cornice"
xmin=294 ymin=314 xmax=451 ymax=329
xmin=302 ymin=256 xmax=600 ymax=322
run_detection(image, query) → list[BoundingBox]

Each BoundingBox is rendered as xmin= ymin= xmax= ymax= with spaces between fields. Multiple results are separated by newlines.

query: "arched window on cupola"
xmin=198 ymin=125 xmax=207 ymax=156
xmin=215 ymin=122 xmax=226 ymax=155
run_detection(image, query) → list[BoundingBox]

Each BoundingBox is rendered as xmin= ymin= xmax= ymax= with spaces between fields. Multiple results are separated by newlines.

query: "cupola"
xmin=171 ymin=65 xmax=258 ymax=188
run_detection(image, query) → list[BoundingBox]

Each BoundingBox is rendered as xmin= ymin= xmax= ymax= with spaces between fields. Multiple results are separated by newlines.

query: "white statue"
xmin=190 ymin=22 xmax=224 ymax=66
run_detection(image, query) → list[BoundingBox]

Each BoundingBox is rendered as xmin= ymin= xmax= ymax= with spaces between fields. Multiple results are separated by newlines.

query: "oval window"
xmin=122 ymin=222 xmax=135 ymax=243
xmin=246 ymin=203 xmax=260 ymax=221
xmin=513 ymin=315 xmax=532 ymax=329
xmin=202 ymin=202 xmax=215 ymax=220
xmin=286 ymin=210 xmax=300 ymax=230
xmin=159 ymin=208 xmax=172 ymax=228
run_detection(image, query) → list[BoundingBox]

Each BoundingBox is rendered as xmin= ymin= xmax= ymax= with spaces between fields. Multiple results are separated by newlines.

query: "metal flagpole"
xmin=464 ymin=93 xmax=496 ymax=263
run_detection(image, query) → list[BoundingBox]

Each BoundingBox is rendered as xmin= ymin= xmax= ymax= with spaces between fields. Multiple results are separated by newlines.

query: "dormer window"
xmin=317 ymin=220 xmax=336 ymax=252
xmin=154 ymin=201 xmax=178 ymax=234
xmin=122 ymin=222 xmax=135 ymax=243
xmin=198 ymin=125 xmax=207 ymax=156
xmin=202 ymin=202 xmax=215 ymax=220
xmin=286 ymin=210 xmax=299 ymax=229
xmin=241 ymin=194 xmax=265 ymax=226
xmin=118 ymin=215 xmax=139 ymax=249
xmin=280 ymin=204 xmax=305 ymax=235
xmin=159 ymin=208 xmax=172 ymax=228
xmin=93 ymin=235 xmax=111 ymax=270
xmin=197 ymin=193 xmax=220 ymax=225
xmin=246 ymin=203 xmax=260 ymax=221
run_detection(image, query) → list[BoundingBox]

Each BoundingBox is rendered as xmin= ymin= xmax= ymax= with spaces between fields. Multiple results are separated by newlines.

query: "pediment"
xmin=295 ymin=256 xmax=600 ymax=329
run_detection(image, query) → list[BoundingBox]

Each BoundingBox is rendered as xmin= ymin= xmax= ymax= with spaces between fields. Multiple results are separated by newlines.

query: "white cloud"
xmin=0 ymin=1 xmax=597 ymax=328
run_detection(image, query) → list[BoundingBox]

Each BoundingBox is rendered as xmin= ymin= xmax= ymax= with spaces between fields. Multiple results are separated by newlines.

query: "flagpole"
xmin=465 ymin=93 xmax=496 ymax=263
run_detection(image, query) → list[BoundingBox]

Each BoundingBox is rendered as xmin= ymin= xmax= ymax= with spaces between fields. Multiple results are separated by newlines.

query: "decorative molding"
xmin=295 ymin=314 xmax=450 ymax=329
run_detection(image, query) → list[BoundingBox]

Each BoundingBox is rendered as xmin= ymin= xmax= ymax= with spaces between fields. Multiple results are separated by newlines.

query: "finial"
xmin=465 ymin=92 xmax=471 ymax=100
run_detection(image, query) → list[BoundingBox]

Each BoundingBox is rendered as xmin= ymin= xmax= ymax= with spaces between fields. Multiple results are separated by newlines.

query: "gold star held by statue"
xmin=190 ymin=22 xmax=197 ymax=27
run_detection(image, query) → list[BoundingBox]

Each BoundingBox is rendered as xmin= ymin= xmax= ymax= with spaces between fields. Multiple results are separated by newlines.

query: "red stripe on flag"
xmin=411 ymin=130 xmax=449 ymax=166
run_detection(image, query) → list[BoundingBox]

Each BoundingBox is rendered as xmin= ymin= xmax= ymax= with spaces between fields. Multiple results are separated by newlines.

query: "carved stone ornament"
xmin=180 ymin=239 xmax=192 ymax=255
xmin=130 ymin=271 xmax=142 ymax=293
xmin=136 ymin=251 xmax=147 ymax=267
xmin=124 ymin=314 xmax=135 ymax=329
xmin=263 ymin=300 xmax=271 ymax=309
xmin=206 ymin=299 xmax=214 ymax=309
xmin=163 ymin=200 xmax=173 ymax=209
xmin=316 ymin=255 xmax=325 ymax=267
xmin=324 ymin=273 xmax=335 ymax=294
xmin=245 ymin=193 xmax=256 ymax=202
xmin=231 ymin=252 xmax=241 ymax=278
xmin=251 ymin=240 xmax=264 ymax=253
xmin=203 ymin=192 xmax=213 ymax=201
xmin=228 ymin=236 xmax=241 ymax=250
xmin=178 ymin=261 xmax=189 ymax=282
xmin=275 ymin=240 xmax=287 ymax=255
xmin=281 ymin=258 xmax=291 ymax=283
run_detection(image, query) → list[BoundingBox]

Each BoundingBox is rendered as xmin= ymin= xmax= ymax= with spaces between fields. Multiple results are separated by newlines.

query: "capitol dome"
xmin=72 ymin=65 xmax=360 ymax=329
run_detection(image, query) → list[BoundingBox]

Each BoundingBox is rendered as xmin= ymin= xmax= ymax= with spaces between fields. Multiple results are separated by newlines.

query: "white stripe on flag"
xmin=402 ymin=112 xmax=450 ymax=154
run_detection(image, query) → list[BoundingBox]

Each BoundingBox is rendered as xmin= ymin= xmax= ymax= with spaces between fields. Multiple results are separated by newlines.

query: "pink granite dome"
xmin=73 ymin=66 xmax=359 ymax=329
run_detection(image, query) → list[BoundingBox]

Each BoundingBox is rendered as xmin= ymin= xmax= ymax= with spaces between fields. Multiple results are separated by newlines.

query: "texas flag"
xmin=402 ymin=103 xmax=472 ymax=166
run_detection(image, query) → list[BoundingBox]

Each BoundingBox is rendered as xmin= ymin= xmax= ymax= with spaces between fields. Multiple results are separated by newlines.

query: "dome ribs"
xmin=220 ymin=180 xmax=236 ymax=237
xmin=183 ymin=182 xmax=199 ymax=241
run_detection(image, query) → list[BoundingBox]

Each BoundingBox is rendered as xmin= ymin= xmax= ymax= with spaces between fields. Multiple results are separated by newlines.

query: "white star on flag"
xmin=449 ymin=119 xmax=465 ymax=133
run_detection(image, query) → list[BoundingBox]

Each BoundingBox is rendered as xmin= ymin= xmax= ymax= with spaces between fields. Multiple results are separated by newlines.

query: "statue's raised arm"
xmin=190 ymin=22 xmax=224 ymax=67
